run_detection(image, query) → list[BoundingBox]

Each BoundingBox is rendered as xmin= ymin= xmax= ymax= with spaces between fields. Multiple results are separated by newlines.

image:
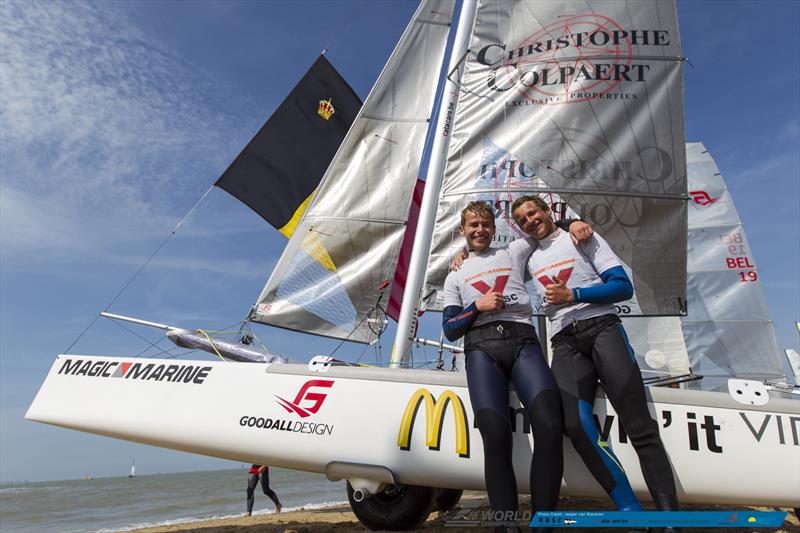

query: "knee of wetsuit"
xmin=475 ymin=409 xmax=513 ymax=454
xmin=623 ymin=415 xmax=659 ymax=440
xmin=527 ymin=389 xmax=564 ymax=439
xmin=562 ymin=415 xmax=587 ymax=443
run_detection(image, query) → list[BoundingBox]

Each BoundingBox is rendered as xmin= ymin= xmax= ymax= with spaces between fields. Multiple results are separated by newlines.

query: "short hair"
xmin=460 ymin=200 xmax=495 ymax=227
xmin=511 ymin=195 xmax=549 ymax=216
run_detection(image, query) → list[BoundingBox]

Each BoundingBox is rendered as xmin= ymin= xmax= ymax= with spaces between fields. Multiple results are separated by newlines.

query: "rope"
xmin=197 ymin=329 xmax=226 ymax=361
xmin=62 ymin=185 xmax=216 ymax=354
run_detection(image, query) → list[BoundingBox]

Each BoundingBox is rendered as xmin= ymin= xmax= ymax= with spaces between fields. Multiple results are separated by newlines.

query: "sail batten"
xmin=251 ymin=0 xmax=455 ymax=344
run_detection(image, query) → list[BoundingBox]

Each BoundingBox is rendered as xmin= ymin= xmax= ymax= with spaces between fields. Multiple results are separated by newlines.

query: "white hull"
xmin=27 ymin=355 xmax=800 ymax=507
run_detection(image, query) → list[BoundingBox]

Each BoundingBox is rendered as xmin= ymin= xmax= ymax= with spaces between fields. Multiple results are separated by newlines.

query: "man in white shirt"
xmin=512 ymin=195 xmax=679 ymax=519
xmin=442 ymin=201 xmax=590 ymax=531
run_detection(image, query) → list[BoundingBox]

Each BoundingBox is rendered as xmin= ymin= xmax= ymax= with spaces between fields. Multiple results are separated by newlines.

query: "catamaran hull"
xmin=27 ymin=356 xmax=799 ymax=507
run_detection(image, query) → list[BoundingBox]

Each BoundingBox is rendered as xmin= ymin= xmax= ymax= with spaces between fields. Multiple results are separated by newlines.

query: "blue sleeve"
xmin=442 ymin=303 xmax=479 ymax=341
xmin=571 ymin=266 xmax=633 ymax=305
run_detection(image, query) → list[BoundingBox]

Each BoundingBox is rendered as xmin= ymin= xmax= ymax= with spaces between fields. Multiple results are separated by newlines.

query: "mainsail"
xmin=423 ymin=0 xmax=687 ymax=317
xmin=250 ymin=0 xmax=455 ymax=343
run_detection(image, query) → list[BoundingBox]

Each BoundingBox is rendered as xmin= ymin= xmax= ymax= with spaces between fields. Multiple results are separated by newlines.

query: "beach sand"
xmin=132 ymin=492 xmax=799 ymax=532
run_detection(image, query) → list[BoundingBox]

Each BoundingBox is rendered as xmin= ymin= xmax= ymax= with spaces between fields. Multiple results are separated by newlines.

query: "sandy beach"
xmin=131 ymin=492 xmax=799 ymax=533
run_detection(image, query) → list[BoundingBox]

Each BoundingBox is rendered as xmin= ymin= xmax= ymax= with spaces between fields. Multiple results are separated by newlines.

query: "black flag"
xmin=215 ymin=55 xmax=361 ymax=236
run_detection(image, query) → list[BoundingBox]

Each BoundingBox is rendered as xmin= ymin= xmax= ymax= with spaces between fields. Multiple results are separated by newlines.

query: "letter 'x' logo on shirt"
xmin=471 ymin=275 xmax=509 ymax=294
xmin=536 ymin=267 xmax=573 ymax=288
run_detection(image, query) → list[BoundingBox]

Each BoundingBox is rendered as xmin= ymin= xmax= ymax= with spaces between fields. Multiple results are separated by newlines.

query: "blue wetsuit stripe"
xmin=578 ymin=399 xmax=642 ymax=511
xmin=571 ymin=266 xmax=633 ymax=304
xmin=617 ymin=324 xmax=637 ymax=364
xmin=442 ymin=303 xmax=479 ymax=341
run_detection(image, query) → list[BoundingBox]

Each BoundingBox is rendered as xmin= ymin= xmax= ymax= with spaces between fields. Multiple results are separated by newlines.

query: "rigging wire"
xmin=334 ymin=283 xmax=389 ymax=361
xmin=106 ymin=317 xmax=174 ymax=358
xmin=62 ymin=185 xmax=216 ymax=354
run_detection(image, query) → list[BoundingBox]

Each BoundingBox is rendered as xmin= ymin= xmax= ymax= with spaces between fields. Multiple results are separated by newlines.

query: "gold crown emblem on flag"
xmin=317 ymin=98 xmax=335 ymax=120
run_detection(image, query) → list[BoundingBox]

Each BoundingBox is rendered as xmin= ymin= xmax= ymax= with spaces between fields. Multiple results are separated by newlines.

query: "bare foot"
xmin=245 ymin=512 xmax=251 ymax=517
xmin=276 ymin=504 xmax=282 ymax=513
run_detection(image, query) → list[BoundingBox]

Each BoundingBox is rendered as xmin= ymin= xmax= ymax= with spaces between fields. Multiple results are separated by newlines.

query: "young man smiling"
xmin=511 ymin=195 xmax=679 ymax=518
xmin=441 ymin=201 xmax=590 ymax=531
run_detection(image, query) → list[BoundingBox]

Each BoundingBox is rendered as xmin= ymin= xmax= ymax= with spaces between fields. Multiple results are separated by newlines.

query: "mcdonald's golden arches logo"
xmin=397 ymin=388 xmax=470 ymax=458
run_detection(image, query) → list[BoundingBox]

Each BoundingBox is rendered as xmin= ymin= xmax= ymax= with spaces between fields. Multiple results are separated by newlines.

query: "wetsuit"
xmin=527 ymin=228 xmax=678 ymax=511
xmin=442 ymin=237 xmax=563 ymax=518
xmin=247 ymin=464 xmax=281 ymax=513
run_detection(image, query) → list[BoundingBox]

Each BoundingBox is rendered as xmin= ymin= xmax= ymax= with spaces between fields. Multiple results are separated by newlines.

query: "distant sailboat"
xmin=128 ymin=460 xmax=135 ymax=479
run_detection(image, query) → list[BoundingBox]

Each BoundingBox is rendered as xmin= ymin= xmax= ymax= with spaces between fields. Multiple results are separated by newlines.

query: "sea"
xmin=0 ymin=467 xmax=347 ymax=533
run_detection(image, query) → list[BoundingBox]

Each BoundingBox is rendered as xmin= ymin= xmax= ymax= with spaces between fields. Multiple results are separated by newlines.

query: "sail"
xmin=424 ymin=0 xmax=687 ymax=316
xmin=250 ymin=0 xmax=455 ymax=343
xmin=623 ymin=143 xmax=787 ymax=384
xmin=678 ymin=143 xmax=785 ymax=388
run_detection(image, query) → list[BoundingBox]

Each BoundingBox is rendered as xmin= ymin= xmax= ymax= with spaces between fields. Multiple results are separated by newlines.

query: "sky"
xmin=1 ymin=0 xmax=798 ymax=483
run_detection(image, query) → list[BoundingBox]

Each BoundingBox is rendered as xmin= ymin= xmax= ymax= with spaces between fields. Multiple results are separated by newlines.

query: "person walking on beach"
xmin=246 ymin=464 xmax=281 ymax=516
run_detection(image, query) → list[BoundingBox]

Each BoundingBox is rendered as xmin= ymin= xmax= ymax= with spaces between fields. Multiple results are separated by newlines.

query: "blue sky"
xmin=1 ymin=0 xmax=798 ymax=483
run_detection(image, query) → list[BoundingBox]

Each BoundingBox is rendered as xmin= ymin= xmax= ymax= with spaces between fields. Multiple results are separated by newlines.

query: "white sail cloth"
xmin=251 ymin=1 xmax=454 ymax=343
xmin=424 ymin=0 xmax=687 ymax=316
xmin=623 ymin=143 xmax=787 ymax=384
xmin=680 ymin=143 xmax=784 ymax=386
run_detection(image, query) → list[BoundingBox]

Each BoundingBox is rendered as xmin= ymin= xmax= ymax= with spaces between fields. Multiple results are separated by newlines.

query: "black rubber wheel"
xmin=434 ymin=488 xmax=463 ymax=512
xmin=346 ymin=481 xmax=436 ymax=531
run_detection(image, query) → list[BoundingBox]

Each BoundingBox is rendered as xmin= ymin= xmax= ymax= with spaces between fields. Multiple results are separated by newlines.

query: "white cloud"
xmin=0 ymin=0 xmax=241 ymax=231
xmin=778 ymin=119 xmax=799 ymax=143
xmin=0 ymin=1 xmax=274 ymax=269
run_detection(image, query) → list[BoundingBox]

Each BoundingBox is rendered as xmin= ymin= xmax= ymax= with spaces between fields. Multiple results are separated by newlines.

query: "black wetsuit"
xmin=442 ymin=242 xmax=564 ymax=520
xmin=462 ymin=321 xmax=563 ymax=515
xmin=246 ymin=464 xmax=281 ymax=513
xmin=528 ymin=229 xmax=678 ymax=512
xmin=550 ymin=315 xmax=678 ymax=510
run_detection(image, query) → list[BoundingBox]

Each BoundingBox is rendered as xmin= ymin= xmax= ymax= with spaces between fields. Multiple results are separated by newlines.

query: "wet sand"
xmin=131 ymin=492 xmax=798 ymax=532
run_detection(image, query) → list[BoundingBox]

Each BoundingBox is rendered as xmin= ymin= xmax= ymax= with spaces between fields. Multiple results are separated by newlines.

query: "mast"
xmin=390 ymin=0 xmax=478 ymax=368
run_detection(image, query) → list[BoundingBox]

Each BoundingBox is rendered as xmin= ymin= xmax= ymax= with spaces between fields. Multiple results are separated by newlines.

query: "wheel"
xmin=346 ymin=481 xmax=436 ymax=531
xmin=434 ymin=488 xmax=463 ymax=512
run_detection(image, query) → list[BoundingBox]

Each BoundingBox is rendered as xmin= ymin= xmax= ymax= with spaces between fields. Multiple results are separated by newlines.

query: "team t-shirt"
xmin=442 ymin=237 xmax=537 ymax=328
xmin=527 ymin=228 xmax=621 ymax=336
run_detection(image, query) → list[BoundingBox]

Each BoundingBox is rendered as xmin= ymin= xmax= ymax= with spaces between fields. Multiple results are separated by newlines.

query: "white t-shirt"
xmin=442 ymin=238 xmax=537 ymax=328
xmin=527 ymin=228 xmax=621 ymax=336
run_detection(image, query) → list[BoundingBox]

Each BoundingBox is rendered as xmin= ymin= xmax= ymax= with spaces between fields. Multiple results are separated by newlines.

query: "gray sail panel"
xmin=626 ymin=143 xmax=786 ymax=385
xmin=251 ymin=0 xmax=455 ymax=343
xmin=680 ymin=142 xmax=785 ymax=388
xmin=424 ymin=0 xmax=687 ymax=316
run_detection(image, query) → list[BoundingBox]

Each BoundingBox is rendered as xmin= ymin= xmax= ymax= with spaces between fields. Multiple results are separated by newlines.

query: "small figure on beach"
xmin=246 ymin=464 xmax=282 ymax=516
